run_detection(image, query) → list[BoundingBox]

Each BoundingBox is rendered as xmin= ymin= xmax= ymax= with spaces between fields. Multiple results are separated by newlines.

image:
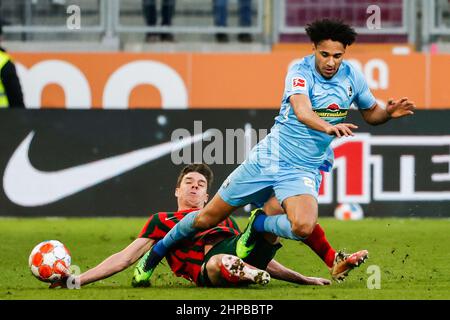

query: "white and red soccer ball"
xmin=334 ymin=203 xmax=364 ymax=220
xmin=29 ymin=240 xmax=71 ymax=282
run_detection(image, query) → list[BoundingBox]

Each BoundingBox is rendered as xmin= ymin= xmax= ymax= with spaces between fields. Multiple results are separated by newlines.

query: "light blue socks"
xmin=261 ymin=214 xmax=305 ymax=241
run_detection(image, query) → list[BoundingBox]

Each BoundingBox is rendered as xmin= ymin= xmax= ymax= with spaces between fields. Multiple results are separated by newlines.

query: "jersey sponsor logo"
xmin=3 ymin=131 xmax=209 ymax=207
xmin=292 ymin=77 xmax=306 ymax=89
xmin=314 ymin=103 xmax=348 ymax=118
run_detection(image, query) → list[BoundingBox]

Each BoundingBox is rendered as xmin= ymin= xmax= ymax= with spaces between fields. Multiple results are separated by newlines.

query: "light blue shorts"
xmin=218 ymin=160 xmax=322 ymax=208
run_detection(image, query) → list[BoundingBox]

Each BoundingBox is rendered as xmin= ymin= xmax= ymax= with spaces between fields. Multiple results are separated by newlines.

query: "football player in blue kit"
xmin=132 ymin=18 xmax=416 ymax=286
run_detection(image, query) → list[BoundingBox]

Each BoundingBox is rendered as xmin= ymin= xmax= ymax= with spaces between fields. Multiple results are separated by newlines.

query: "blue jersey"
xmin=260 ymin=54 xmax=376 ymax=171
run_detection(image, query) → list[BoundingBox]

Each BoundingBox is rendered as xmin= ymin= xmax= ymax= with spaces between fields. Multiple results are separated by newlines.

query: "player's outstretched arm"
xmin=290 ymin=94 xmax=358 ymax=137
xmin=79 ymin=238 xmax=154 ymax=286
xmin=50 ymin=238 xmax=154 ymax=288
xmin=360 ymin=98 xmax=416 ymax=126
xmin=266 ymin=259 xmax=331 ymax=286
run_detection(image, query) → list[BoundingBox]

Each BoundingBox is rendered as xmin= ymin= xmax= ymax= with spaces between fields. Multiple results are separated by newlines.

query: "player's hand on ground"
xmin=386 ymin=97 xmax=416 ymax=118
xmin=325 ymin=123 xmax=358 ymax=137
xmin=48 ymin=277 xmax=68 ymax=289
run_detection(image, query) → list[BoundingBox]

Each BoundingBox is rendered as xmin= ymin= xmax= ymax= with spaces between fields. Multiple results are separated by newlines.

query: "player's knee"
xmin=205 ymin=254 xmax=230 ymax=287
xmin=291 ymin=221 xmax=314 ymax=239
xmin=206 ymin=255 xmax=222 ymax=274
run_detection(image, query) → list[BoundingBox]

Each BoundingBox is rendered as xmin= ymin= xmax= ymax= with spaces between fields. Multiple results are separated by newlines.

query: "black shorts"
xmin=197 ymin=234 xmax=282 ymax=287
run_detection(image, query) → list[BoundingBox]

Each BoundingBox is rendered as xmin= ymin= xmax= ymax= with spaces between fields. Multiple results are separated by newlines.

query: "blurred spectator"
xmin=0 ymin=23 xmax=25 ymax=108
xmin=143 ymin=0 xmax=176 ymax=42
xmin=213 ymin=0 xmax=252 ymax=43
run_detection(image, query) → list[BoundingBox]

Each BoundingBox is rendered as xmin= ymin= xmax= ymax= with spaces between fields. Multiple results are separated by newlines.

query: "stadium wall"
xmin=0 ymin=109 xmax=449 ymax=217
xmin=10 ymin=51 xmax=450 ymax=110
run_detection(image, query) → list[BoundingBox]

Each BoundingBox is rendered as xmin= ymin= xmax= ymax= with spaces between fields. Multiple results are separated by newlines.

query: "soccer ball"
xmin=29 ymin=240 xmax=71 ymax=282
xmin=334 ymin=203 xmax=364 ymax=220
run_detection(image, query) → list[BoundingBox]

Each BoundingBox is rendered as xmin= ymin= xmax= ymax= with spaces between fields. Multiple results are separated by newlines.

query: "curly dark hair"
xmin=305 ymin=18 xmax=357 ymax=48
xmin=176 ymin=163 xmax=214 ymax=191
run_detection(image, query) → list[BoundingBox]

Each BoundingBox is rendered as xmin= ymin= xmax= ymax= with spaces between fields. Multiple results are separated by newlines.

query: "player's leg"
xmin=194 ymin=194 xmax=237 ymax=229
xmin=152 ymin=194 xmax=236 ymax=256
xmin=164 ymin=162 xmax=271 ymax=253
xmin=204 ymin=254 xmax=270 ymax=286
xmin=283 ymin=194 xmax=318 ymax=238
xmin=132 ymin=195 xmax=237 ymax=287
xmin=237 ymin=169 xmax=321 ymax=256
xmin=259 ymin=196 xmax=336 ymax=266
xmin=200 ymin=227 xmax=280 ymax=287
xmin=237 ymin=195 xmax=317 ymax=259
xmin=239 ymin=194 xmax=317 ymax=246
xmin=240 ymin=196 xmax=369 ymax=281
xmin=260 ymin=168 xmax=322 ymax=240
xmin=160 ymin=194 xmax=237 ymax=252
xmin=133 ymin=162 xmax=273 ymax=287
xmin=264 ymin=196 xmax=368 ymax=280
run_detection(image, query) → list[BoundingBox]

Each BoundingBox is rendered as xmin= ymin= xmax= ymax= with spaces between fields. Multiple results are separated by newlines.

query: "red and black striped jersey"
xmin=138 ymin=208 xmax=241 ymax=284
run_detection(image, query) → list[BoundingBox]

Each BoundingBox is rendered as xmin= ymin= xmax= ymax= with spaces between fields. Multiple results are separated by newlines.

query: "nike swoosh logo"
xmin=4 ymin=131 xmax=211 ymax=207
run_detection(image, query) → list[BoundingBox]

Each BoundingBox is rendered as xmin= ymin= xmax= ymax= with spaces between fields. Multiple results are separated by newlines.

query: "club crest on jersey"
xmin=292 ymin=77 xmax=306 ymax=89
xmin=347 ymin=85 xmax=353 ymax=97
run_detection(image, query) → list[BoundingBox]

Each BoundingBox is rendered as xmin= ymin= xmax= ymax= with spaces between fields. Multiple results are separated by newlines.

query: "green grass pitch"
xmin=1 ymin=217 xmax=449 ymax=300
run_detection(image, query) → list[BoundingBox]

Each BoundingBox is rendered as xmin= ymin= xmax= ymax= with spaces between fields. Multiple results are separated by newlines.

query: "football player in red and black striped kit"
xmin=54 ymin=164 xmax=333 ymax=288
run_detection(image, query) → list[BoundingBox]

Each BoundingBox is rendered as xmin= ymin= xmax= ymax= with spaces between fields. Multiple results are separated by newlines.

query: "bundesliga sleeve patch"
xmin=292 ymin=77 xmax=306 ymax=90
